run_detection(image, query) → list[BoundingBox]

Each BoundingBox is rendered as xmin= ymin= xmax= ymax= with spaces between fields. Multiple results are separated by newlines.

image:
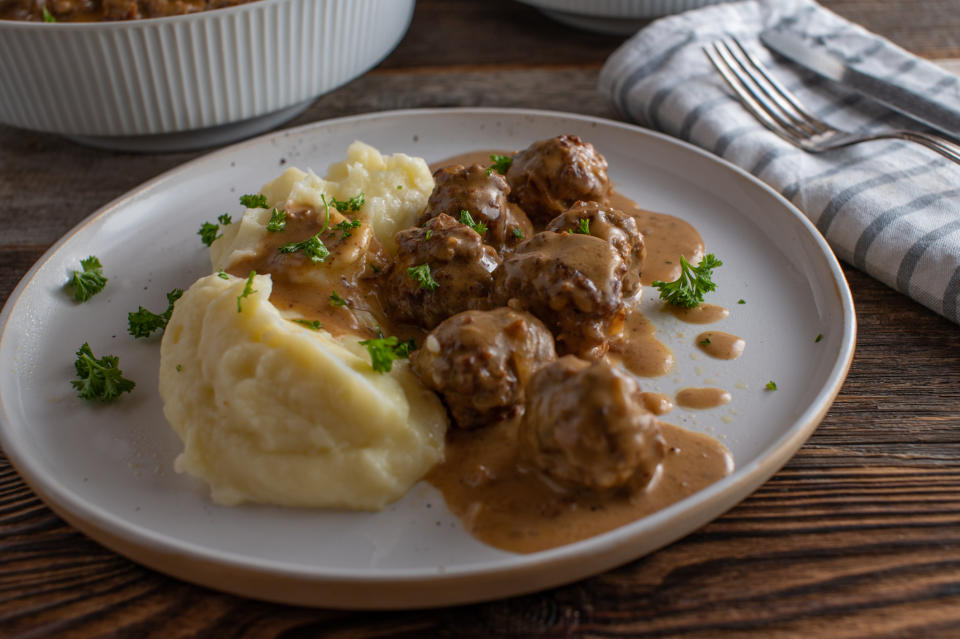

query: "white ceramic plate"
xmin=516 ymin=0 xmax=740 ymax=34
xmin=0 ymin=108 xmax=855 ymax=609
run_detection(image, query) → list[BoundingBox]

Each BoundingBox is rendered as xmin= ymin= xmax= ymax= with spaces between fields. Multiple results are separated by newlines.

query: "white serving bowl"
xmin=0 ymin=0 xmax=414 ymax=151
xmin=516 ymin=0 xmax=739 ymax=34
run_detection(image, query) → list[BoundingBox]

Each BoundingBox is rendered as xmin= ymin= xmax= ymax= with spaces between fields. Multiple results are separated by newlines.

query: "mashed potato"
xmin=214 ymin=141 xmax=434 ymax=268
xmin=158 ymin=273 xmax=448 ymax=510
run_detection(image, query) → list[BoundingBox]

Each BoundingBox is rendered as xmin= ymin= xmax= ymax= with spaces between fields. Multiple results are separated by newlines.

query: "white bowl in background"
xmin=0 ymin=0 xmax=415 ymax=151
xmin=516 ymin=0 xmax=739 ymax=34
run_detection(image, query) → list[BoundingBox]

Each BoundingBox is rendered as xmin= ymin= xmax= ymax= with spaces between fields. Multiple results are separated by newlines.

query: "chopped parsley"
xmin=128 ymin=288 xmax=183 ymax=338
xmin=573 ymin=218 xmax=590 ymax=235
xmin=358 ymin=334 xmax=416 ymax=373
xmin=293 ymin=319 xmax=323 ymax=330
xmin=237 ymin=271 xmax=257 ymax=312
xmin=42 ymin=6 xmax=55 ymax=21
xmin=652 ymin=254 xmax=723 ymax=308
xmin=459 ymin=209 xmax=487 ymax=235
xmin=198 ymin=215 xmax=231 ymax=247
xmin=217 ymin=270 xmax=230 ymax=280
xmin=266 ymin=208 xmax=287 ymax=232
xmin=407 ymin=264 xmax=439 ymax=291
xmin=72 ymin=343 xmax=135 ymax=402
xmin=512 ymin=228 xmax=524 ymax=239
xmin=66 ymin=256 xmax=108 ymax=302
xmin=765 ymin=380 xmax=778 ymax=391
xmin=424 ymin=229 xmax=433 ymax=240
xmin=738 ymin=299 xmax=746 ymax=304
xmin=397 ymin=185 xmax=403 ymax=190
xmin=278 ymin=233 xmax=330 ymax=263
xmin=334 ymin=218 xmax=362 ymax=239
xmin=700 ymin=337 xmax=711 ymax=346
xmin=487 ymin=154 xmax=512 ymax=176
xmin=329 ymin=291 xmax=348 ymax=307
xmin=240 ymin=193 xmax=268 ymax=209
xmin=815 ymin=333 xmax=824 ymax=343
xmin=330 ymin=192 xmax=365 ymax=212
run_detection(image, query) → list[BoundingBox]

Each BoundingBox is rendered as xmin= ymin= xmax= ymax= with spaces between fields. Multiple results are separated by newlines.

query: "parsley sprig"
xmin=330 ymin=192 xmax=365 ymax=212
xmin=652 ymin=254 xmax=723 ymax=308
xmin=334 ymin=218 xmax=361 ymax=239
xmin=329 ymin=291 xmax=348 ymax=307
xmin=278 ymin=233 xmax=330 ymax=263
xmin=72 ymin=343 xmax=135 ymax=402
xmin=240 ymin=193 xmax=268 ymax=209
xmin=266 ymin=208 xmax=287 ymax=232
xmin=487 ymin=154 xmax=512 ymax=176
xmin=573 ymin=218 xmax=590 ymax=235
xmin=407 ymin=264 xmax=439 ymax=291
xmin=128 ymin=288 xmax=183 ymax=338
xmin=237 ymin=271 xmax=257 ymax=312
xmin=459 ymin=210 xmax=487 ymax=235
xmin=66 ymin=256 xmax=108 ymax=302
xmin=198 ymin=213 xmax=232 ymax=247
xmin=293 ymin=319 xmax=323 ymax=330
xmin=359 ymin=333 xmax=416 ymax=373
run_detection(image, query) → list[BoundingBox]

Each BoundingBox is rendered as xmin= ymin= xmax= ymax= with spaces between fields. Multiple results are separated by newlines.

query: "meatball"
xmin=494 ymin=231 xmax=628 ymax=359
xmin=521 ymin=356 xmax=666 ymax=492
xmin=506 ymin=135 xmax=611 ymax=227
xmin=420 ymin=164 xmax=534 ymax=253
xmin=381 ymin=213 xmax=500 ymax=329
xmin=412 ymin=308 xmax=556 ymax=429
xmin=546 ymin=200 xmax=646 ymax=297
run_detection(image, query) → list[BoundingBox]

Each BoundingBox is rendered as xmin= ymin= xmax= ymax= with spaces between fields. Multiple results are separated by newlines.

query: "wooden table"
xmin=2 ymin=1 xmax=960 ymax=635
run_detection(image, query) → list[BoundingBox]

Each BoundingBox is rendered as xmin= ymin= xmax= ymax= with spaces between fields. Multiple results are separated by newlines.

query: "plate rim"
xmin=0 ymin=107 xmax=857 ymax=604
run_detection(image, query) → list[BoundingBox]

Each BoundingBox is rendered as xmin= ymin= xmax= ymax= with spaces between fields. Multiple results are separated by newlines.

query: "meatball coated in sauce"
xmin=381 ymin=213 xmax=500 ymax=329
xmin=546 ymin=200 xmax=646 ymax=297
xmin=420 ymin=164 xmax=533 ymax=253
xmin=521 ymin=356 xmax=666 ymax=492
xmin=495 ymin=231 xmax=628 ymax=359
xmin=506 ymin=135 xmax=611 ymax=227
xmin=412 ymin=308 xmax=557 ymax=429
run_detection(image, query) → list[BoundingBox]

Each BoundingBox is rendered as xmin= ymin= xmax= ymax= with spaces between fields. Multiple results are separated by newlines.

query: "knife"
xmin=760 ymin=29 xmax=960 ymax=141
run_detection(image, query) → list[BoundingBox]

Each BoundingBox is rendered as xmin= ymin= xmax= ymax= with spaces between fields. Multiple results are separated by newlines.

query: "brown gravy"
xmin=668 ymin=303 xmax=730 ymax=324
xmin=427 ymin=418 xmax=732 ymax=554
xmin=696 ymin=331 xmax=745 ymax=360
xmin=676 ymin=387 xmax=732 ymax=410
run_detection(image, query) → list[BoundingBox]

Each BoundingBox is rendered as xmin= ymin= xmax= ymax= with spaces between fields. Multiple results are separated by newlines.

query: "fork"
xmin=703 ymin=37 xmax=960 ymax=164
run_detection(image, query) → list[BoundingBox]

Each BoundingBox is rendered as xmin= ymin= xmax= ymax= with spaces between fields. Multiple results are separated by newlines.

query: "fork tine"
xmin=726 ymin=37 xmax=831 ymax=136
xmin=704 ymin=40 xmax=806 ymax=143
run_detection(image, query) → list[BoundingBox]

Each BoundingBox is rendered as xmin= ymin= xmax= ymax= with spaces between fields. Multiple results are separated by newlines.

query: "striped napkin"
xmin=598 ymin=0 xmax=960 ymax=324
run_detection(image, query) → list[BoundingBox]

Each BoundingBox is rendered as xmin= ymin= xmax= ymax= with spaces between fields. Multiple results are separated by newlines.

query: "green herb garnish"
xmin=487 ymin=154 xmax=512 ymax=176
xmin=237 ymin=271 xmax=257 ymax=312
xmin=334 ymin=218 xmax=362 ymax=239
xmin=329 ymin=291 xmax=348 ymax=307
xmin=459 ymin=210 xmax=487 ymax=235
xmin=512 ymin=228 xmax=524 ymax=239
xmin=358 ymin=335 xmax=416 ymax=373
xmin=240 ymin=193 xmax=268 ymax=209
xmin=278 ymin=233 xmax=330 ymax=263
xmin=266 ymin=208 xmax=287 ymax=232
xmin=652 ymin=254 xmax=723 ymax=309
xmin=128 ymin=288 xmax=183 ymax=338
xmin=424 ymin=229 xmax=433 ymax=240
xmin=330 ymin=192 xmax=365 ymax=212
xmin=72 ymin=343 xmax=135 ymax=402
xmin=217 ymin=270 xmax=230 ymax=280
xmin=700 ymin=337 xmax=711 ymax=346
xmin=42 ymin=6 xmax=55 ymax=21
xmin=573 ymin=218 xmax=590 ymax=235
xmin=407 ymin=264 xmax=439 ymax=291
xmin=815 ymin=333 xmax=824 ymax=343
xmin=66 ymin=256 xmax=108 ymax=302
xmin=293 ymin=319 xmax=323 ymax=330
xmin=765 ymin=381 xmax=778 ymax=391
xmin=738 ymin=299 xmax=746 ymax=304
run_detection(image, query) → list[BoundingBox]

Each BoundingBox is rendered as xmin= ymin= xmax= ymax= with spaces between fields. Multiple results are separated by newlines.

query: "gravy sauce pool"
xmin=428 ymin=418 xmax=732 ymax=554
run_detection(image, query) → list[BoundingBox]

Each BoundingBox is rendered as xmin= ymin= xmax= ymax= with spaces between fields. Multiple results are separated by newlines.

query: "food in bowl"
xmin=159 ymin=136 xmax=738 ymax=552
xmin=0 ymin=0 xmax=259 ymax=21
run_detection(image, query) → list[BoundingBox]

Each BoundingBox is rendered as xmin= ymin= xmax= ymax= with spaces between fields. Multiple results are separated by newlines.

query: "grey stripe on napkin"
xmin=598 ymin=0 xmax=960 ymax=324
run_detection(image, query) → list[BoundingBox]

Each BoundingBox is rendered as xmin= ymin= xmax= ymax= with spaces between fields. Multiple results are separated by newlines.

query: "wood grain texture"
xmin=2 ymin=1 xmax=960 ymax=637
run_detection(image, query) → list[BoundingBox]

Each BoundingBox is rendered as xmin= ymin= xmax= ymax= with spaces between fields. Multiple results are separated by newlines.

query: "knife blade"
xmin=760 ymin=29 xmax=960 ymax=141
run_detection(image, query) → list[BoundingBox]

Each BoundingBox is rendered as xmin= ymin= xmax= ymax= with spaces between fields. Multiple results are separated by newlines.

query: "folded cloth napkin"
xmin=599 ymin=0 xmax=960 ymax=324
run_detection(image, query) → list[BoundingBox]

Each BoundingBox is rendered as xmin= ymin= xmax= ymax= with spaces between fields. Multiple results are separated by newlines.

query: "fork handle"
xmin=898 ymin=131 xmax=960 ymax=164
